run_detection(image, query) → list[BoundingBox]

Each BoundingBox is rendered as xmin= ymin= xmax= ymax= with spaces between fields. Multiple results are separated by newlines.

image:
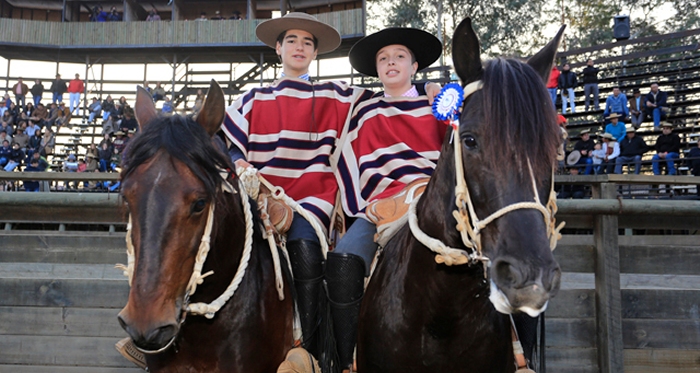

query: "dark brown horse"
xmin=117 ymin=81 xmax=294 ymax=372
xmin=357 ymin=19 xmax=565 ymax=372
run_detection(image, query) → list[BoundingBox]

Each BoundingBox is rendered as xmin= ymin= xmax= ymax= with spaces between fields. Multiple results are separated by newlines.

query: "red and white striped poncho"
xmin=333 ymin=96 xmax=447 ymax=219
xmin=222 ymin=78 xmax=374 ymax=231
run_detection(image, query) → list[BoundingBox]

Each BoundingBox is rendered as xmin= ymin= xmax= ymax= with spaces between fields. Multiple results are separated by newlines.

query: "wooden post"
xmin=592 ymin=181 xmax=624 ymax=372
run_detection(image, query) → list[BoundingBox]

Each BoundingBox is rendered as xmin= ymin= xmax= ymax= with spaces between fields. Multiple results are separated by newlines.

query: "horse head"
xmin=451 ymin=19 xmax=565 ymax=316
xmin=117 ymin=81 xmax=232 ymax=352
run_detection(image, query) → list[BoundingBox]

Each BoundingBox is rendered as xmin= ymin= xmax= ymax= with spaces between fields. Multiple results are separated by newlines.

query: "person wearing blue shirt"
xmin=605 ymin=113 xmax=626 ymax=143
xmin=603 ymin=87 xmax=629 ymax=123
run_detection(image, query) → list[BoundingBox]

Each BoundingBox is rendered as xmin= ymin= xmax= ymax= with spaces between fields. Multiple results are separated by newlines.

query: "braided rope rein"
xmin=408 ymin=80 xmax=564 ymax=269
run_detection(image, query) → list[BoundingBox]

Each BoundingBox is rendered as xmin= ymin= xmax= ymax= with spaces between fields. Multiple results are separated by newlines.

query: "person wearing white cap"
xmin=221 ymin=13 xmax=375 ymax=366
xmin=600 ymin=132 xmax=620 ymax=174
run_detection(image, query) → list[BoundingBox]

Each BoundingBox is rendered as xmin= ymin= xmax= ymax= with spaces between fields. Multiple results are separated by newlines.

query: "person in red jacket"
xmin=67 ymin=73 xmax=85 ymax=115
xmin=547 ymin=64 xmax=560 ymax=108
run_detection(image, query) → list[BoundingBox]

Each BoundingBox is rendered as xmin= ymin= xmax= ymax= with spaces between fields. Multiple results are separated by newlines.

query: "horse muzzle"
xmin=488 ymin=257 xmax=561 ymax=317
xmin=117 ymin=308 xmax=183 ymax=354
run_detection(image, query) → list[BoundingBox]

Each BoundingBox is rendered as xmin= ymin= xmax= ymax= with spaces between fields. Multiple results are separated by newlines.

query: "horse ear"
xmin=452 ymin=17 xmax=483 ymax=85
xmin=134 ymin=86 xmax=158 ymax=130
xmin=197 ymin=80 xmax=226 ymax=137
xmin=527 ymin=25 xmax=566 ymax=83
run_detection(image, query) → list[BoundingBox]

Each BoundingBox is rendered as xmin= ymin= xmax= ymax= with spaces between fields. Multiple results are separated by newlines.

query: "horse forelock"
xmin=476 ymin=58 xmax=559 ymax=183
xmin=121 ymin=114 xmax=233 ymax=198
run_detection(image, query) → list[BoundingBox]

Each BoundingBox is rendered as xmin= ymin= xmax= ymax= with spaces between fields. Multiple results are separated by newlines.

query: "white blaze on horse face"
xmin=488 ymin=280 xmax=548 ymax=317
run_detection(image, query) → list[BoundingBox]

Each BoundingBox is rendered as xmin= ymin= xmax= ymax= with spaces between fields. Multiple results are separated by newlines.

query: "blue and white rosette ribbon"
xmin=432 ymin=83 xmax=464 ymax=130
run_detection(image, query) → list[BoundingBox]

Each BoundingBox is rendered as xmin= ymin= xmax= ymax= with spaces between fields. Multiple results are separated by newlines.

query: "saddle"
xmin=235 ymin=159 xmax=293 ymax=235
xmin=365 ymin=177 xmax=429 ymax=247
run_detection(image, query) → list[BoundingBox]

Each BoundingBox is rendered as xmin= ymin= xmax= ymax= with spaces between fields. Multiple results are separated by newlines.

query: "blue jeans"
xmin=52 ymin=92 xmax=63 ymax=103
xmin=69 ymin=92 xmax=81 ymax=114
xmin=33 ymin=95 xmax=41 ymax=106
xmin=561 ymin=88 xmax=575 ymax=113
xmin=333 ymin=218 xmax=378 ymax=275
xmin=576 ymin=157 xmax=594 ymax=175
xmin=287 ymin=212 xmax=320 ymax=243
xmin=652 ymin=152 xmax=679 ymax=175
xmin=651 ymin=107 xmax=665 ymax=128
xmin=615 ymin=155 xmax=642 ymax=174
xmin=15 ymin=95 xmax=26 ymax=109
xmin=548 ymin=88 xmax=557 ymax=108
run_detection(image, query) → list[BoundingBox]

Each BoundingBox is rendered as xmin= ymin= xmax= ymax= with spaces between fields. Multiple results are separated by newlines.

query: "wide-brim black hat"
xmin=349 ymin=28 xmax=442 ymax=77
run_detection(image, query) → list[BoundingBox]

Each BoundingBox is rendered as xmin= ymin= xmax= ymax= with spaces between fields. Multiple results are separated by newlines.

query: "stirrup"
xmin=115 ymin=337 xmax=148 ymax=371
xmin=277 ymin=347 xmax=320 ymax=373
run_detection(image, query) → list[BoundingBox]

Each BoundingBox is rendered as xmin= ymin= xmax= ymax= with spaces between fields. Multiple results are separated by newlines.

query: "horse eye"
xmin=192 ymin=199 xmax=207 ymax=214
xmin=462 ymin=135 xmax=477 ymax=149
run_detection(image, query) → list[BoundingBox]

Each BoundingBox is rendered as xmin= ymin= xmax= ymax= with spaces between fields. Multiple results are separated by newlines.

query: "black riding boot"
xmin=287 ymin=239 xmax=325 ymax=359
xmin=326 ymin=252 xmax=365 ymax=370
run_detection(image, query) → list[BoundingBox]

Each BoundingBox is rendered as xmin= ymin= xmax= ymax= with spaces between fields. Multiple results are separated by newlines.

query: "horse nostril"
xmin=544 ymin=266 xmax=562 ymax=294
xmin=117 ymin=314 xmax=129 ymax=331
xmin=494 ymin=259 xmax=523 ymax=288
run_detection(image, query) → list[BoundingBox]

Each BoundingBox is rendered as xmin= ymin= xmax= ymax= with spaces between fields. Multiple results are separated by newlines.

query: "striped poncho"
xmin=222 ymin=78 xmax=374 ymax=231
xmin=333 ymin=96 xmax=447 ymax=219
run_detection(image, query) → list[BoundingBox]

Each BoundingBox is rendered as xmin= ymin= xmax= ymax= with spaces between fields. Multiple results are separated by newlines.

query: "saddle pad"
xmin=366 ymin=177 xmax=429 ymax=247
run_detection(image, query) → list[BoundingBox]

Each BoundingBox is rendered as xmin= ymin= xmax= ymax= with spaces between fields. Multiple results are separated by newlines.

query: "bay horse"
xmin=357 ymin=19 xmax=565 ymax=372
xmin=117 ymin=81 xmax=294 ymax=372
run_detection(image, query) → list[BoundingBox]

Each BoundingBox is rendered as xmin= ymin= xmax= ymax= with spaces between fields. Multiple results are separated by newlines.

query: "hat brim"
xmin=349 ymin=28 xmax=442 ymax=77
xmin=256 ymin=13 xmax=341 ymax=55
xmin=606 ymin=113 xmax=621 ymax=120
xmin=566 ymin=150 xmax=581 ymax=166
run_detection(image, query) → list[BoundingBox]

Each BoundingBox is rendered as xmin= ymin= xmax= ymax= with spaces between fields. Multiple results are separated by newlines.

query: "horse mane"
xmin=121 ymin=114 xmax=232 ymax=197
xmin=479 ymin=57 xmax=560 ymax=181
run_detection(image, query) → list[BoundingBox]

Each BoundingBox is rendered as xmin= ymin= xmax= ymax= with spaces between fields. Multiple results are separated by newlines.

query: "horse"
xmin=357 ymin=18 xmax=565 ymax=372
xmin=116 ymin=81 xmax=294 ymax=372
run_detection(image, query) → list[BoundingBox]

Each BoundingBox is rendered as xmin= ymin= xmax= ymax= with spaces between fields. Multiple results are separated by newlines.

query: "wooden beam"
xmin=592 ymin=182 xmax=624 ymax=372
xmin=558 ymin=28 xmax=700 ymax=58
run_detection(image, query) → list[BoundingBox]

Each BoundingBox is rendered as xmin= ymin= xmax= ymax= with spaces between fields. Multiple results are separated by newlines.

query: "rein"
xmin=117 ymin=171 xmax=286 ymax=321
xmin=409 ymin=80 xmax=564 ymax=269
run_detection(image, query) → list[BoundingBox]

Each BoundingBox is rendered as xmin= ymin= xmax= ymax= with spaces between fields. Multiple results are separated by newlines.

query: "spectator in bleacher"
xmin=230 ymin=10 xmax=242 ymax=20
xmin=615 ymin=127 xmax=648 ymax=174
xmin=67 ymin=74 xmax=85 ymax=115
xmin=110 ymin=146 xmax=122 ymax=171
xmin=3 ymin=93 xmax=12 ymax=110
xmin=197 ymin=12 xmax=208 ymax=21
xmin=603 ymin=86 xmax=628 ymax=123
xmin=652 ymin=122 xmax=681 ymax=175
xmin=91 ymin=5 xmax=108 ymax=22
xmin=120 ymin=108 xmax=137 ymax=133
xmin=558 ymin=63 xmax=577 ymax=113
xmin=573 ymin=128 xmax=595 ymax=174
xmin=591 ymin=141 xmax=605 ymax=174
xmin=54 ymin=102 xmax=72 ymax=132
xmin=27 ymin=130 xmax=41 ymax=157
xmin=0 ymin=111 xmax=13 ymax=134
xmin=210 ymin=10 xmax=223 ymax=20
xmin=600 ymin=133 xmax=620 ymax=174
xmin=628 ymin=88 xmax=645 ymax=129
xmin=30 ymin=80 xmax=44 ymax=106
xmin=161 ymin=96 xmax=174 ymax=114
xmin=99 ymin=133 xmax=112 ymax=149
xmin=5 ymin=142 xmax=25 ymax=172
xmin=581 ymin=59 xmax=600 ymax=111
xmin=30 ymin=103 xmax=48 ymax=129
xmin=101 ymin=96 xmax=115 ymax=121
xmin=23 ymin=158 xmax=43 ymax=190
xmin=63 ymin=154 xmax=79 ymax=172
xmin=25 ymin=119 xmax=40 ymax=138
xmin=87 ymin=97 xmax=102 ymax=123
xmin=39 ymin=128 xmax=55 ymax=157
xmin=12 ymin=77 xmax=29 ymax=110
xmin=113 ymin=131 xmax=128 ymax=153
xmin=645 ymin=83 xmax=669 ymax=129
xmin=557 ymin=166 xmax=586 ymax=199
xmin=0 ymin=140 xmax=11 ymax=168
xmin=0 ymin=97 xmax=6 ymax=116
xmin=152 ymin=83 xmax=166 ymax=102
xmin=107 ymin=6 xmax=122 ymax=21
xmin=146 ymin=9 xmax=161 ymax=21
xmin=605 ymin=113 xmax=626 ymax=144
xmin=86 ymin=143 xmax=99 ymax=159
xmin=98 ymin=142 xmax=112 ymax=172
xmin=547 ymin=64 xmax=559 ymax=108
xmin=85 ymin=153 xmax=99 ymax=172
xmin=23 ymin=102 xmax=34 ymax=118
xmin=27 ymin=151 xmax=48 ymax=171
xmin=0 ymin=131 xmax=11 ymax=147
xmin=13 ymin=125 xmax=28 ymax=152
xmin=46 ymin=102 xmax=59 ymax=129
xmin=50 ymin=74 xmax=67 ymax=104
xmin=23 ymin=158 xmax=43 ymax=192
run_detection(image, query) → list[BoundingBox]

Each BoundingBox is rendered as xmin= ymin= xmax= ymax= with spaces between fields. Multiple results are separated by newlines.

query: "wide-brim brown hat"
xmin=255 ymin=12 xmax=341 ymax=54
xmin=606 ymin=113 xmax=622 ymax=120
xmin=348 ymin=28 xmax=442 ymax=77
xmin=566 ymin=150 xmax=581 ymax=166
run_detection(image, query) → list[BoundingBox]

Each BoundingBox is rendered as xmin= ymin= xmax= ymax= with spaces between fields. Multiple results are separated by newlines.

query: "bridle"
xmin=408 ymin=80 xmax=564 ymax=270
